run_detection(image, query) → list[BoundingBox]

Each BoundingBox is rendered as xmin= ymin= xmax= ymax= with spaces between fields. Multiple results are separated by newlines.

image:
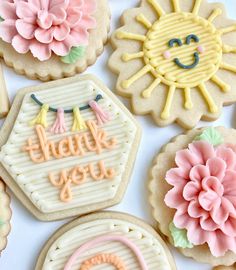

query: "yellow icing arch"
xmin=116 ymin=0 xmax=236 ymax=119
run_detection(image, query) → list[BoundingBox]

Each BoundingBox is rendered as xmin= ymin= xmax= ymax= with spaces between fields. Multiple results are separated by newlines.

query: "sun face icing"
xmin=114 ymin=0 xmax=236 ymax=121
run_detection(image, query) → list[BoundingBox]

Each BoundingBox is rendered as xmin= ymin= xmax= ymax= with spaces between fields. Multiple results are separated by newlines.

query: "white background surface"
xmin=0 ymin=0 xmax=236 ymax=269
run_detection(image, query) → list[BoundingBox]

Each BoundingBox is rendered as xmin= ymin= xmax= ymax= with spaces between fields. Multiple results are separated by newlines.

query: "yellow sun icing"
xmin=116 ymin=0 xmax=236 ymax=120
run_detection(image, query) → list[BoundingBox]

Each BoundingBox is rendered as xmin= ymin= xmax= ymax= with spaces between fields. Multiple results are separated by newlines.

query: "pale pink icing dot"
xmin=164 ymin=141 xmax=236 ymax=257
xmin=163 ymin=50 xmax=171 ymax=59
xmin=197 ymin=45 xmax=205 ymax=53
xmin=0 ymin=0 xmax=97 ymax=61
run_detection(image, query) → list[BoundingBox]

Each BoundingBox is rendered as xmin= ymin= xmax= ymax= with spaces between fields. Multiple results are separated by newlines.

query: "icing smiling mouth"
xmin=174 ymin=52 xmax=200 ymax=69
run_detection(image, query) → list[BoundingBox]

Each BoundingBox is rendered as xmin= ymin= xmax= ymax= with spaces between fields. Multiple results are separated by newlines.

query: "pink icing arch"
xmin=0 ymin=0 xmax=96 ymax=61
xmin=164 ymin=141 xmax=236 ymax=257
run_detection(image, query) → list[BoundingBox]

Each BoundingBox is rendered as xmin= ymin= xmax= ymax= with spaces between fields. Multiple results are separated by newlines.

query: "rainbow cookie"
xmin=35 ymin=211 xmax=176 ymax=270
xmin=109 ymin=0 xmax=236 ymax=129
xmin=0 ymin=0 xmax=110 ymax=81
xmin=0 ymin=75 xmax=141 ymax=221
xmin=0 ymin=178 xmax=11 ymax=253
xmin=149 ymin=126 xmax=236 ymax=266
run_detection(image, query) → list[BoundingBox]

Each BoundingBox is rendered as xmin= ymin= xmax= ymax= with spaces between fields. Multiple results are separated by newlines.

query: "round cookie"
xmin=109 ymin=0 xmax=236 ymax=129
xmin=149 ymin=126 xmax=236 ymax=266
xmin=0 ymin=178 xmax=11 ymax=252
xmin=0 ymin=0 xmax=110 ymax=81
xmin=35 ymin=211 xmax=176 ymax=270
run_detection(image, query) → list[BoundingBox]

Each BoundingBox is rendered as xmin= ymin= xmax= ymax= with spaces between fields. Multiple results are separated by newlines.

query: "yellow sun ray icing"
xmin=219 ymin=24 xmax=236 ymax=34
xmin=147 ymin=0 xmax=165 ymax=16
xmin=220 ymin=62 xmax=236 ymax=73
xmin=122 ymin=52 xmax=144 ymax=62
xmin=184 ymin=87 xmax=193 ymax=109
xmin=136 ymin=14 xmax=152 ymax=29
xmin=211 ymin=75 xmax=230 ymax=92
xmin=208 ymin=8 xmax=222 ymax=22
xmin=222 ymin=44 xmax=236 ymax=53
xmin=142 ymin=78 xmax=161 ymax=98
xmin=192 ymin=0 xmax=203 ymax=15
xmin=198 ymin=83 xmax=218 ymax=113
xmin=161 ymin=85 xmax=176 ymax=120
xmin=122 ymin=64 xmax=153 ymax=89
xmin=116 ymin=31 xmax=146 ymax=42
xmin=172 ymin=0 xmax=180 ymax=12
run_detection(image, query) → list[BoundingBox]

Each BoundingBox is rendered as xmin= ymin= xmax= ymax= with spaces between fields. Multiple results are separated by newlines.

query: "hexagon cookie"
xmin=0 ymin=75 xmax=141 ymax=221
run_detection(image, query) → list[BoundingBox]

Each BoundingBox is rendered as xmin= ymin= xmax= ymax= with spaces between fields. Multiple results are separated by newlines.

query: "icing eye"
xmin=197 ymin=45 xmax=205 ymax=53
xmin=163 ymin=51 xmax=171 ymax=59
xmin=186 ymin=34 xmax=200 ymax=44
xmin=168 ymin=38 xmax=183 ymax=48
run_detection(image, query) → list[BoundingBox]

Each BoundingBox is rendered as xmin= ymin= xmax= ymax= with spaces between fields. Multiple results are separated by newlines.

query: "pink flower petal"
xmin=173 ymin=210 xmax=190 ymax=229
xmin=164 ymin=187 xmax=188 ymax=209
xmin=210 ymin=197 xmax=231 ymax=225
xmin=206 ymin=157 xmax=226 ymax=181
xmin=186 ymin=221 xmax=210 ymax=245
xmin=0 ymin=2 xmax=17 ymax=20
xmin=183 ymin=181 xmax=200 ymax=201
xmin=188 ymin=200 xmax=207 ymax=218
xmin=37 ymin=10 xmax=53 ymax=29
xmin=222 ymin=170 xmax=236 ymax=197
xmin=189 ymin=164 xmax=209 ymax=183
xmin=66 ymin=7 xmax=82 ymax=27
xmin=50 ymin=40 xmax=71 ymax=56
xmin=221 ymin=216 xmax=236 ymax=237
xmin=199 ymin=189 xmax=221 ymax=211
xmin=53 ymin=23 xmax=70 ymax=41
xmin=12 ymin=34 xmax=30 ymax=53
xmin=0 ymin=19 xmax=17 ymax=43
xmin=50 ymin=6 xmax=67 ymax=25
xmin=29 ymin=40 xmax=51 ymax=61
xmin=69 ymin=27 xmax=89 ymax=46
xmin=216 ymin=146 xmax=236 ymax=170
xmin=15 ymin=1 xmax=36 ymax=21
xmin=82 ymin=0 xmax=97 ymax=13
xmin=80 ymin=14 xmax=96 ymax=29
xmin=165 ymin=167 xmax=188 ymax=186
xmin=15 ymin=19 xmax=36 ymax=39
xmin=202 ymin=176 xmax=224 ymax=196
xmin=34 ymin=27 xmax=54 ymax=44
xmin=200 ymin=215 xmax=219 ymax=231
xmin=188 ymin=141 xmax=215 ymax=164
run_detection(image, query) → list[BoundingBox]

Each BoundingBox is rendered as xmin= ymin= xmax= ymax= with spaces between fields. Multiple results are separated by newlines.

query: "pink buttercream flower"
xmin=165 ymin=141 xmax=236 ymax=257
xmin=0 ymin=0 xmax=96 ymax=61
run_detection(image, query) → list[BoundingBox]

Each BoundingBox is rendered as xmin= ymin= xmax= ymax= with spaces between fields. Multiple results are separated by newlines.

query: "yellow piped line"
xmin=122 ymin=64 xmax=153 ymax=89
xmin=161 ymin=85 xmax=176 ymax=120
xmin=219 ymin=24 xmax=236 ymax=35
xmin=136 ymin=14 xmax=152 ymax=29
xmin=172 ymin=0 xmax=180 ymax=12
xmin=222 ymin=44 xmax=236 ymax=53
xmin=142 ymin=78 xmax=161 ymax=98
xmin=116 ymin=31 xmax=146 ymax=41
xmin=221 ymin=62 xmax=236 ymax=73
xmin=147 ymin=0 xmax=165 ymax=16
xmin=192 ymin=0 xmax=203 ymax=15
xmin=184 ymin=88 xmax=193 ymax=109
xmin=122 ymin=52 xmax=144 ymax=62
xmin=211 ymin=75 xmax=230 ymax=92
xmin=208 ymin=8 xmax=222 ymax=22
xmin=198 ymin=83 xmax=218 ymax=113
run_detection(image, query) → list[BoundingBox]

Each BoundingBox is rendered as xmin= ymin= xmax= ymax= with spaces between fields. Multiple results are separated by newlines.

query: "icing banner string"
xmin=30 ymin=94 xmax=110 ymax=133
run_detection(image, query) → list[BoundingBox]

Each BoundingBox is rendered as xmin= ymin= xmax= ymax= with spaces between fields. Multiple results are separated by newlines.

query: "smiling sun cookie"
xmin=35 ymin=211 xmax=176 ymax=270
xmin=149 ymin=126 xmax=236 ymax=266
xmin=109 ymin=0 xmax=236 ymax=129
xmin=0 ymin=178 xmax=11 ymax=253
xmin=0 ymin=0 xmax=110 ymax=81
xmin=0 ymin=75 xmax=141 ymax=221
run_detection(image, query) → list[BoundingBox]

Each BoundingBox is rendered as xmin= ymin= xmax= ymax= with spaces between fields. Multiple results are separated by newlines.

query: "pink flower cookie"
xmin=0 ymin=0 xmax=110 ymax=81
xmin=149 ymin=127 xmax=236 ymax=267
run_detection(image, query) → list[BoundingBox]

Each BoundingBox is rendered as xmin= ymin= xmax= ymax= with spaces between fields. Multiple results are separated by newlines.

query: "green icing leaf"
xmin=194 ymin=127 xmax=223 ymax=146
xmin=0 ymin=219 xmax=4 ymax=226
xmin=169 ymin=222 xmax=193 ymax=249
xmin=60 ymin=46 xmax=86 ymax=64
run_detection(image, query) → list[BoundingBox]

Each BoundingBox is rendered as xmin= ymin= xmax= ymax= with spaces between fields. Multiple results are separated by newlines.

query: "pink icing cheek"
xmin=163 ymin=50 xmax=171 ymax=59
xmin=197 ymin=45 xmax=205 ymax=54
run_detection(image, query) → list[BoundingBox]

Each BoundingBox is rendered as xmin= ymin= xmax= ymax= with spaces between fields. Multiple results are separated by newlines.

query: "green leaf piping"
xmin=194 ymin=127 xmax=223 ymax=146
xmin=60 ymin=46 xmax=86 ymax=64
xmin=169 ymin=222 xmax=193 ymax=249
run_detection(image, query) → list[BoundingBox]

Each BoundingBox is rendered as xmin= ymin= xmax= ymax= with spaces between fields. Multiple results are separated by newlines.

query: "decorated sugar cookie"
xmin=0 ymin=75 xmax=141 ymax=221
xmin=109 ymin=0 xmax=236 ymax=128
xmin=0 ymin=178 xmax=11 ymax=253
xmin=0 ymin=0 xmax=110 ymax=81
xmin=35 ymin=211 xmax=176 ymax=270
xmin=149 ymin=126 xmax=236 ymax=266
